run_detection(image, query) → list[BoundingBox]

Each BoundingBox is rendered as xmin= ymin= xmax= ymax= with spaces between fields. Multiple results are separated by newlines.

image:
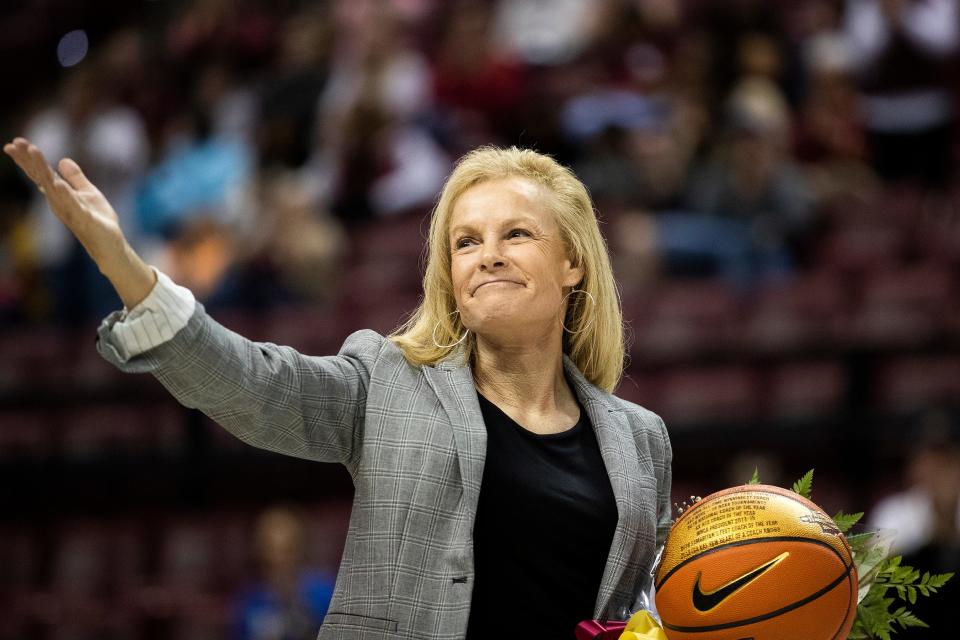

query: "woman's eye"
xmin=454 ymin=238 xmax=474 ymax=250
xmin=508 ymin=229 xmax=529 ymax=238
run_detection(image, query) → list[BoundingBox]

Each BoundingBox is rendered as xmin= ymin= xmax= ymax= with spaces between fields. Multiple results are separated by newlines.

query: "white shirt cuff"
xmin=109 ymin=267 xmax=196 ymax=360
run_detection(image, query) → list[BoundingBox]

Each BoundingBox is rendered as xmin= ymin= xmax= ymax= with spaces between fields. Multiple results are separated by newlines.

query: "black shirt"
xmin=465 ymin=391 xmax=619 ymax=639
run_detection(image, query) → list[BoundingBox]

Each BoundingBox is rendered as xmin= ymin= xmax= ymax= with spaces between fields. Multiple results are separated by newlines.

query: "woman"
xmin=4 ymin=138 xmax=672 ymax=640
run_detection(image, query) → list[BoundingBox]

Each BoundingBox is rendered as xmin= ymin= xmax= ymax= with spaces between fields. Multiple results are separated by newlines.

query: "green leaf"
xmin=832 ymin=510 xmax=864 ymax=533
xmin=747 ymin=466 xmax=760 ymax=484
xmin=924 ymin=572 xmax=954 ymax=590
xmin=791 ymin=469 xmax=814 ymax=499
xmin=892 ymin=607 xmax=929 ymax=629
xmin=850 ymin=555 xmax=953 ymax=637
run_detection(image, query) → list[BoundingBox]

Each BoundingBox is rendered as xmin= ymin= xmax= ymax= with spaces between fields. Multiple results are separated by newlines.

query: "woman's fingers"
xmin=3 ymin=138 xmax=88 ymax=229
xmin=24 ymin=142 xmax=61 ymax=192
xmin=2 ymin=138 xmax=38 ymax=182
xmin=58 ymin=157 xmax=95 ymax=192
xmin=3 ymin=137 xmax=61 ymax=193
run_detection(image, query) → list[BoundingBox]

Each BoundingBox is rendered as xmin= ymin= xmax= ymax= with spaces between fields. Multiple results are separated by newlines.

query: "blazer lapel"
xmin=422 ymin=356 xmax=487 ymax=521
xmin=564 ymin=356 xmax=642 ymax=620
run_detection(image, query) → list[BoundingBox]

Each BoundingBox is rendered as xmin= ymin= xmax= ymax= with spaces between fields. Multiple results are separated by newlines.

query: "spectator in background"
xmin=238 ymin=171 xmax=347 ymax=308
xmin=257 ymin=6 xmax=332 ymax=169
xmin=0 ymin=172 xmax=35 ymax=323
xmin=490 ymin=0 xmax=611 ymax=67
xmin=677 ymin=77 xmax=814 ymax=283
xmin=135 ymin=76 xmax=254 ymax=242
xmin=868 ymin=409 xmax=960 ymax=638
xmin=612 ymin=77 xmax=813 ymax=288
xmin=313 ymin=0 xmax=449 ymax=224
xmin=844 ymin=0 xmax=959 ymax=188
xmin=165 ymin=0 xmax=279 ymax=70
xmin=563 ymin=50 xmax=704 ymax=215
xmin=695 ymin=0 xmax=793 ymax=116
xmin=795 ymin=4 xmax=881 ymax=204
xmin=23 ymin=63 xmax=150 ymax=323
xmin=869 ymin=410 xmax=960 ymax=557
xmin=432 ymin=0 xmax=527 ymax=154
xmin=133 ymin=70 xmax=256 ymax=309
xmin=233 ymin=507 xmax=336 ymax=640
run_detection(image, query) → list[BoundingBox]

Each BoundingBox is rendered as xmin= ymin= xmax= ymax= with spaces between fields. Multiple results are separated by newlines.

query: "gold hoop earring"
xmin=560 ymin=289 xmax=596 ymax=335
xmin=432 ymin=309 xmax=469 ymax=349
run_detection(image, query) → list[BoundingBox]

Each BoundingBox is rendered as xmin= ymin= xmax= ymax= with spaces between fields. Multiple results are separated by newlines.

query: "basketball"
xmin=654 ymin=484 xmax=858 ymax=640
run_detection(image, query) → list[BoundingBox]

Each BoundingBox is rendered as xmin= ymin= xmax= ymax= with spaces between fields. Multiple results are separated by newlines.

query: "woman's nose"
xmin=479 ymin=243 xmax=506 ymax=270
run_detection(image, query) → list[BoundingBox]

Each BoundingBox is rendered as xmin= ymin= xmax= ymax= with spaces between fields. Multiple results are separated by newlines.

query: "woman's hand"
xmin=3 ymin=136 xmax=156 ymax=308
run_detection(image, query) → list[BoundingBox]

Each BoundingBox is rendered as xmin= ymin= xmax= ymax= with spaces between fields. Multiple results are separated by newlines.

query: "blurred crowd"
xmin=1 ymin=0 xmax=958 ymax=326
xmin=2 ymin=3 xmax=960 ymax=639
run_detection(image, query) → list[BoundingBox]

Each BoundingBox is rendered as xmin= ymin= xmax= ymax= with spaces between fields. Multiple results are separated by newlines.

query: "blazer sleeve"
xmin=96 ymin=300 xmax=385 ymax=472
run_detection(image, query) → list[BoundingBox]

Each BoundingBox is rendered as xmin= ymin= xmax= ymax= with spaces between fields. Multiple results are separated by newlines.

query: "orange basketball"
xmin=654 ymin=484 xmax=858 ymax=640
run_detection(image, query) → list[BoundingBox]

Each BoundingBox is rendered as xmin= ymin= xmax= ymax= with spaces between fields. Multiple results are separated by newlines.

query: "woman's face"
xmin=448 ymin=177 xmax=583 ymax=345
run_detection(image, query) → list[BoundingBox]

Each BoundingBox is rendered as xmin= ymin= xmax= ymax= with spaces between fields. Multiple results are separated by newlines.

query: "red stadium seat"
xmin=50 ymin=524 xmax=111 ymax=598
xmin=0 ymin=528 xmax=39 ymax=591
xmin=158 ymin=519 xmax=221 ymax=593
xmin=305 ymin=500 xmax=353 ymax=570
xmin=875 ymin=356 xmax=960 ymax=414
xmin=614 ymin=372 xmax=662 ymax=412
xmin=631 ymin=281 xmax=743 ymax=363
xmin=59 ymin=405 xmax=159 ymax=461
xmin=655 ymin=365 xmax=759 ymax=425
xmin=0 ymin=326 xmax=71 ymax=387
xmin=843 ymin=265 xmax=955 ymax=348
xmin=818 ymin=223 xmax=907 ymax=273
xmin=913 ymin=188 xmax=960 ymax=265
xmin=264 ymin=305 xmax=346 ymax=354
xmin=766 ymin=361 xmax=847 ymax=421
xmin=743 ymin=273 xmax=847 ymax=355
xmin=0 ymin=410 xmax=52 ymax=461
xmin=350 ymin=214 xmax=428 ymax=262
xmin=358 ymin=293 xmax=420 ymax=335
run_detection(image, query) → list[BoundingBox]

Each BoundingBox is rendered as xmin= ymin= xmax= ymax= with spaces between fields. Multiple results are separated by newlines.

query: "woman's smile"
xmin=473 ymin=279 xmax=524 ymax=294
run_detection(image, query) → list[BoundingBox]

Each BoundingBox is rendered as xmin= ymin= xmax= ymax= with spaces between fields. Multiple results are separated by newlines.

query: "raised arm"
xmin=5 ymin=136 xmax=374 ymax=471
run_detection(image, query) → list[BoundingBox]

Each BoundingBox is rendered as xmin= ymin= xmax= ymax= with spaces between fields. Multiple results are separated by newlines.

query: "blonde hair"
xmin=389 ymin=146 xmax=625 ymax=392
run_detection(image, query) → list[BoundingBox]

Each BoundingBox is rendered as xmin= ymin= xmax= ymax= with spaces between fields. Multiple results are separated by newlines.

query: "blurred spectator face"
xmin=726 ymin=77 xmax=790 ymax=163
xmin=168 ymin=218 xmax=235 ymax=300
xmin=440 ymin=1 xmax=493 ymax=71
xmin=635 ymin=0 xmax=681 ymax=32
xmin=737 ymin=33 xmax=783 ymax=80
xmin=62 ymin=67 xmax=100 ymax=123
xmin=99 ymin=28 xmax=145 ymax=85
xmin=255 ymin=508 xmax=306 ymax=580
xmin=625 ymin=44 xmax=667 ymax=91
xmin=334 ymin=0 xmax=402 ymax=63
xmin=279 ymin=9 xmax=331 ymax=69
xmin=260 ymin=173 xmax=346 ymax=302
xmin=449 ymin=177 xmax=583 ymax=344
xmin=627 ymin=120 xmax=690 ymax=200
xmin=909 ymin=446 xmax=960 ymax=506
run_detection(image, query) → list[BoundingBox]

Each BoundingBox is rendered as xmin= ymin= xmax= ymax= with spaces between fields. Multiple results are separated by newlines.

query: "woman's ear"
xmin=563 ymin=260 xmax=586 ymax=289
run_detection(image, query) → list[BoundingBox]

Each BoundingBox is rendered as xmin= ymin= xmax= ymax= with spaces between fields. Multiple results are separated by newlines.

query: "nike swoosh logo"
xmin=692 ymin=551 xmax=789 ymax=612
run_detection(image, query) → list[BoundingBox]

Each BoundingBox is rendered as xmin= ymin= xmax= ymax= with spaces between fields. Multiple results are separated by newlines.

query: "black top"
xmin=465 ymin=390 xmax=619 ymax=639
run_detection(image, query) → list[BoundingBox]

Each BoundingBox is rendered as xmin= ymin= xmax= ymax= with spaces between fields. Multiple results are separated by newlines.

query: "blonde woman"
xmin=5 ymin=138 xmax=672 ymax=640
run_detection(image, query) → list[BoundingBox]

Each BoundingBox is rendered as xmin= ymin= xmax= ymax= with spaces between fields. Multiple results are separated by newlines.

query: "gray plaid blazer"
xmin=96 ymin=302 xmax=673 ymax=640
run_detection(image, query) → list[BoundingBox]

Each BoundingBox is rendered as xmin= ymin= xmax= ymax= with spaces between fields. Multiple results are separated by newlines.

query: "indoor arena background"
xmin=1 ymin=1 xmax=958 ymax=639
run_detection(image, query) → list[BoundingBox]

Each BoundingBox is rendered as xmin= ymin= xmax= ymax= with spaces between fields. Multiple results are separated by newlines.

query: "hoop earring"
xmin=560 ymin=289 xmax=596 ymax=336
xmin=432 ymin=309 xmax=470 ymax=349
